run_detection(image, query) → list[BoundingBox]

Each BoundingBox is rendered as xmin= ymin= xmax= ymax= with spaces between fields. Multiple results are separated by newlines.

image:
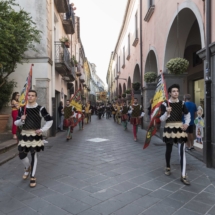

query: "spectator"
xmin=58 ymin=101 xmax=65 ymax=131
xmin=183 ymin=94 xmax=197 ymax=151
xmin=11 ymin=92 xmax=20 ymax=139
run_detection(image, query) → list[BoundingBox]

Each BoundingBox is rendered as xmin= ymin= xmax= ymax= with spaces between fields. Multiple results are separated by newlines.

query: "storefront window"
xmin=194 ymin=79 xmax=204 ymax=109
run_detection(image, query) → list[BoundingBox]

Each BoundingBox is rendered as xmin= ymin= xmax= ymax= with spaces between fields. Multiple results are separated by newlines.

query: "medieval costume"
xmin=15 ymin=103 xmax=53 ymax=187
xmin=129 ymin=103 xmax=144 ymax=141
xmin=111 ymin=104 xmax=117 ymax=122
xmin=64 ymin=105 xmax=74 ymax=141
xmin=160 ymin=99 xmax=190 ymax=185
xmin=121 ymin=104 xmax=129 ymax=130
xmin=85 ymin=103 xmax=92 ymax=124
xmin=115 ymin=103 xmax=121 ymax=124
xmin=105 ymin=103 xmax=112 ymax=119
xmin=79 ymin=104 xmax=85 ymax=130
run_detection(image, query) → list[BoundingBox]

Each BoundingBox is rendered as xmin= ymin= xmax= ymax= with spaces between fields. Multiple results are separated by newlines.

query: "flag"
xmin=143 ymin=72 xmax=168 ymax=149
xmin=19 ymin=64 xmax=33 ymax=107
xmin=70 ymin=89 xmax=83 ymax=127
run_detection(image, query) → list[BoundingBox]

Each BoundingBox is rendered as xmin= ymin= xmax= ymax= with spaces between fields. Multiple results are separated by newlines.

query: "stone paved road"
xmin=1 ymin=115 xmax=215 ymax=215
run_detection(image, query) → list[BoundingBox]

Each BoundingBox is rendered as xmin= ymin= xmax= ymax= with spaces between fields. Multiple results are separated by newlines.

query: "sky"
xmin=71 ymin=0 xmax=128 ymax=86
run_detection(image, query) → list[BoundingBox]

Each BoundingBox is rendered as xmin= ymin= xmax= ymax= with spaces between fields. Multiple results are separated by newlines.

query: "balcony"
xmin=54 ymin=0 xmax=69 ymax=13
xmin=80 ymin=71 xmax=85 ymax=83
xmin=55 ymin=42 xmax=75 ymax=81
xmin=144 ymin=1 xmax=155 ymax=22
xmin=61 ymin=9 xmax=75 ymax=34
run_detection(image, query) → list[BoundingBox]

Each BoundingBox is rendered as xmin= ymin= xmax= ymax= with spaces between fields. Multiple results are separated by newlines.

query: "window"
xmin=144 ymin=0 xmax=155 ymax=22
xmin=127 ymin=34 xmax=131 ymax=60
xmin=133 ymin=12 xmax=139 ymax=47
xmin=118 ymin=56 xmax=120 ymax=72
xmin=128 ymin=34 xmax=130 ymax=55
xmin=135 ymin=12 xmax=138 ymax=38
xmin=122 ymin=47 xmax=125 ymax=68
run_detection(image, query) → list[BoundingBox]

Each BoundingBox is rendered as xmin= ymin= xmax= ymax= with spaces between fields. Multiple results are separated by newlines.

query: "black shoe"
xmin=191 ymin=146 xmax=194 ymax=150
xmin=165 ymin=167 xmax=171 ymax=176
xmin=181 ymin=176 xmax=190 ymax=185
xmin=185 ymin=147 xmax=191 ymax=152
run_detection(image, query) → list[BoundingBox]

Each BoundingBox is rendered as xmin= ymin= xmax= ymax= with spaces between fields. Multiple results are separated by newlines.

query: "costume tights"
xmin=19 ymin=152 xmax=38 ymax=178
xmin=165 ymin=143 xmax=186 ymax=177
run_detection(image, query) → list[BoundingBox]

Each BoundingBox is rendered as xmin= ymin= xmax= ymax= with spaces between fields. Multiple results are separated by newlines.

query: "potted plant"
xmin=125 ymin=89 xmax=131 ymax=94
xmin=132 ymin=82 xmax=141 ymax=92
xmin=144 ymin=72 xmax=157 ymax=83
xmin=122 ymin=93 xmax=126 ymax=98
xmin=0 ymin=78 xmax=16 ymax=133
xmin=166 ymin=58 xmax=189 ymax=74
xmin=72 ymin=55 xmax=78 ymax=67
xmin=60 ymin=36 xmax=70 ymax=48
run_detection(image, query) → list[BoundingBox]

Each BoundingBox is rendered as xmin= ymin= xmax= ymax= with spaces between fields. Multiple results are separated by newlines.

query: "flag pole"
xmin=160 ymin=70 xmax=169 ymax=107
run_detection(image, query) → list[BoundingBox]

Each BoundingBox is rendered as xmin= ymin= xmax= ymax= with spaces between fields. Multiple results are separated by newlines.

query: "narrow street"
xmin=0 ymin=116 xmax=215 ymax=215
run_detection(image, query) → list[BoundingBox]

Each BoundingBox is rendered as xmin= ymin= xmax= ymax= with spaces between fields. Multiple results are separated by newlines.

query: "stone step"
xmin=0 ymin=139 xmax=17 ymax=154
xmin=0 ymin=147 xmax=18 ymax=166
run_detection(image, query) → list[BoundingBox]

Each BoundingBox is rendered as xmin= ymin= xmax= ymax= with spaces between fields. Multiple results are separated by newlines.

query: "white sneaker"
xmin=43 ymin=140 xmax=48 ymax=144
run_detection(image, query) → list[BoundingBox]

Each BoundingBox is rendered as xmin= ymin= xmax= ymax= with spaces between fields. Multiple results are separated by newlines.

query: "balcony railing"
xmin=55 ymin=42 xmax=75 ymax=81
xmin=54 ymin=0 xmax=69 ymax=13
xmin=61 ymin=7 xmax=75 ymax=34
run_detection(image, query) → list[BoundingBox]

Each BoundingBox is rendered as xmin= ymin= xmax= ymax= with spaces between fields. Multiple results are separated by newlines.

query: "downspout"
xmin=205 ymin=0 xmax=212 ymax=167
xmin=51 ymin=0 xmax=56 ymax=136
xmin=140 ymin=0 xmax=143 ymax=129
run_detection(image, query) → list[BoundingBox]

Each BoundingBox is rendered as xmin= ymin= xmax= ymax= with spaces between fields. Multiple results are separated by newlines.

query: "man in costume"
xmin=115 ymin=101 xmax=122 ymax=124
xmin=15 ymin=90 xmax=53 ymax=188
xmin=111 ymin=102 xmax=117 ymax=122
xmin=129 ymin=98 xmax=144 ymax=141
xmin=79 ymin=102 xmax=85 ymax=130
xmin=105 ymin=102 xmax=111 ymax=119
xmin=121 ymin=101 xmax=129 ymax=130
xmin=64 ymin=100 xmax=74 ymax=141
xmin=85 ymin=101 xmax=92 ymax=123
xmin=160 ymin=84 xmax=190 ymax=185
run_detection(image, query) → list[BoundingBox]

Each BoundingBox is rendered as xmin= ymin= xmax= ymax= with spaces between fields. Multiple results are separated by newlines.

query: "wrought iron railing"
xmin=54 ymin=41 xmax=71 ymax=71
xmin=65 ymin=6 xmax=75 ymax=27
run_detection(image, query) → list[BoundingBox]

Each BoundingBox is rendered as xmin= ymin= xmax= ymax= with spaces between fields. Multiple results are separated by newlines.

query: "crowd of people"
xmin=10 ymin=83 xmax=202 ymax=188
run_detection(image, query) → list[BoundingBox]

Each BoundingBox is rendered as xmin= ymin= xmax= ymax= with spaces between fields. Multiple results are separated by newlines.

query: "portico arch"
xmin=127 ymin=77 xmax=131 ymax=90
xmin=133 ymin=64 xmax=141 ymax=83
xmin=145 ymin=50 xmax=158 ymax=75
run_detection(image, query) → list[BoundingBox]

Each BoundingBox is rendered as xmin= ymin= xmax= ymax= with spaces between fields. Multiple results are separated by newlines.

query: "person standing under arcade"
xmin=129 ymin=98 xmax=144 ymax=141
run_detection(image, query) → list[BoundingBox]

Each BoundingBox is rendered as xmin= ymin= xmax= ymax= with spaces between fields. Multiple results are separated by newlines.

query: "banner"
xmin=143 ymin=72 xmax=168 ymax=149
xmin=100 ymin=91 xmax=107 ymax=101
xmin=19 ymin=64 xmax=33 ymax=107
xmin=70 ymin=89 xmax=82 ymax=112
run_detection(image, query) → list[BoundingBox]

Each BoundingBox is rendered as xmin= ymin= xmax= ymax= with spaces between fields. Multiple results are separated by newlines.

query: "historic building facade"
xmin=106 ymin=0 xmax=215 ymax=166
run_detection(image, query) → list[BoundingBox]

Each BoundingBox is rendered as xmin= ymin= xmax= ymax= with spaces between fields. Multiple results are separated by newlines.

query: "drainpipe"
xmin=51 ymin=0 xmax=56 ymax=136
xmin=140 ymin=0 xmax=143 ymax=129
xmin=205 ymin=0 xmax=212 ymax=167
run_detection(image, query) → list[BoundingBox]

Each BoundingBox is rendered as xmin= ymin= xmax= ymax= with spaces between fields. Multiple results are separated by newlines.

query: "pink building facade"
xmin=107 ymin=0 xmax=215 ymax=165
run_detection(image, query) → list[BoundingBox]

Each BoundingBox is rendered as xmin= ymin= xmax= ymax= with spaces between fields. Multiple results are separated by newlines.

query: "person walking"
xmin=58 ymin=101 xmax=64 ymax=131
xmin=129 ymin=98 xmax=144 ymax=141
xmin=15 ymin=90 xmax=53 ymax=188
xmin=11 ymin=92 xmax=20 ymax=139
xmin=64 ymin=100 xmax=74 ymax=141
xmin=121 ymin=101 xmax=129 ymax=130
xmin=183 ymin=94 xmax=197 ymax=151
xmin=160 ymin=84 xmax=191 ymax=185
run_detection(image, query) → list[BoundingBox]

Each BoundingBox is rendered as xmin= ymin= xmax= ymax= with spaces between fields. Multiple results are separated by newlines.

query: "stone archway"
xmin=119 ymin=83 xmax=122 ymax=96
xmin=127 ymin=77 xmax=131 ymax=90
xmin=133 ymin=64 xmax=141 ymax=83
xmin=163 ymin=7 xmax=204 ymax=101
xmin=123 ymin=83 xmax=126 ymax=93
xmin=145 ymin=50 xmax=158 ymax=75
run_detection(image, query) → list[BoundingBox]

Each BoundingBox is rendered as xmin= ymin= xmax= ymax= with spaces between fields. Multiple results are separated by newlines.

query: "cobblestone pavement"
xmin=1 ymin=115 xmax=215 ymax=215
